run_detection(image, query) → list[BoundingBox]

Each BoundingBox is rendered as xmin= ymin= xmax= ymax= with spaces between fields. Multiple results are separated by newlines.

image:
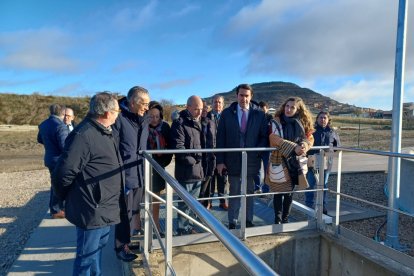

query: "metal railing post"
xmin=335 ymin=150 xmax=343 ymax=234
xmin=165 ymin=178 xmax=173 ymax=275
xmin=240 ymin=151 xmax=248 ymax=240
xmin=386 ymin=0 xmax=407 ymax=250
xmin=316 ymin=149 xmax=325 ymax=229
xmin=144 ymin=158 xmax=151 ymax=253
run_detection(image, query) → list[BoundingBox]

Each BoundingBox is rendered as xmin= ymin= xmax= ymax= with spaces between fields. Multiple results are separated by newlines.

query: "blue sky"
xmin=1 ymin=0 xmax=414 ymax=110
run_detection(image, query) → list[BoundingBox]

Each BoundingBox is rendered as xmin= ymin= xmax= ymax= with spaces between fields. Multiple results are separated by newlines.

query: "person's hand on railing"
xmin=216 ymin=163 xmax=227 ymax=176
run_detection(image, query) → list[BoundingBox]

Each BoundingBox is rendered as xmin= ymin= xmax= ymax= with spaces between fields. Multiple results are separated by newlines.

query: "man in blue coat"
xmin=216 ymin=84 xmax=268 ymax=229
xmin=37 ymin=104 xmax=69 ymax=218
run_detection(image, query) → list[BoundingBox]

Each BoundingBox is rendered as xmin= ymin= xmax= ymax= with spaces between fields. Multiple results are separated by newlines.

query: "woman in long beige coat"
xmin=265 ymin=97 xmax=314 ymax=224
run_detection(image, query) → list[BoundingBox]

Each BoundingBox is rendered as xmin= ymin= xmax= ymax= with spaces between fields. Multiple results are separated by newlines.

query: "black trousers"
xmin=210 ymin=170 xmax=228 ymax=204
xmin=273 ymin=193 xmax=293 ymax=223
xmin=114 ymin=194 xmax=130 ymax=248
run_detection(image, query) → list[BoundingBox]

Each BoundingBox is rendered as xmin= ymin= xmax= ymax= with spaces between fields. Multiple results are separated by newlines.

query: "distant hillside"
xmin=204 ymin=81 xmax=357 ymax=114
xmin=0 ymin=93 xmax=90 ymax=125
xmin=0 ymin=81 xmax=360 ymax=125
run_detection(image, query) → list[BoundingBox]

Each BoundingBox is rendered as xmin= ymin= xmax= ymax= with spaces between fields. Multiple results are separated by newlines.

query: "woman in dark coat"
xmin=305 ymin=111 xmax=341 ymax=214
xmin=147 ymin=101 xmax=173 ymax=236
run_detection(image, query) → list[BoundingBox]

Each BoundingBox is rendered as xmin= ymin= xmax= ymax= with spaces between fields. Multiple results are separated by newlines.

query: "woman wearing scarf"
xmin=147 ymin=101 xmax=173 ymax=237
xmin=265 ymin=97 xmax=314 ymax=224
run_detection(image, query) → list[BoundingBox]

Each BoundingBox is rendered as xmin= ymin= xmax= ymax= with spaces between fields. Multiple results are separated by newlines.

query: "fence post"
xmin=144 ymin=157 xmax=151 ymax=253
xmin=240 ymin=151 xmax=248 ymax=240
xmin=335 ymin=150 xmax=343 ymax=234
xmin=316 ymin=149 xmax=325 ymax=229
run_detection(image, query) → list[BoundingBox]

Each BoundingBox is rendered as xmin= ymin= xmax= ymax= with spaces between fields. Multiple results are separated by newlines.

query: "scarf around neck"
xmin=281 ymin=114 xmax=305 ymax=143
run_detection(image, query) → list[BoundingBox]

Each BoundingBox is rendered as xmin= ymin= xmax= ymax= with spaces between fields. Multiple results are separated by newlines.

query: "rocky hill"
xmin=205 ymin=81 xmax=356 ymax=114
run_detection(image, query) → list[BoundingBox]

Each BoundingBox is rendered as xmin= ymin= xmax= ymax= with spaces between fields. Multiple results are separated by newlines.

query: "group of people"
xmin=37 ymin=84 xmax=340 ymax=275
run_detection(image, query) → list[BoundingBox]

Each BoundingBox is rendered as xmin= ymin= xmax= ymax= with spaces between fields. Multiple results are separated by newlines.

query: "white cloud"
xmin=0 ymin=28 xmax=80 ymax=72
xmin=49 ymin=82 xmax=90 ymax=97
xmin=111 ymin=61 xmax=140 ymax=74
xmin=112 ymin=2 xmax=157 ymax=32
xmin=170 ymin=4 xmax=200 ymax=18
xmin=220 ymin=0 xmax=403 ymax=78
xmin=151 ymin=77 xmax=200 ymax=90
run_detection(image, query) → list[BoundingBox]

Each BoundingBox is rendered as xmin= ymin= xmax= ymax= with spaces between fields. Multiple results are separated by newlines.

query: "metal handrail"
xmin=142 ymin=151 xmax=277 ymax=276
xmin=140 ymin=145 xmax=414 ymax=274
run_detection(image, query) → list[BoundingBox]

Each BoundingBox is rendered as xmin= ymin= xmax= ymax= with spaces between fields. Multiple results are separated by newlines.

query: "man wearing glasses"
xmin=52 ymin=92 xmax=124 ymax=275
xmin=63 ymin=107 xmax=76 ymax=132
xmin=112 ymin=86 xmax=150 ymax=261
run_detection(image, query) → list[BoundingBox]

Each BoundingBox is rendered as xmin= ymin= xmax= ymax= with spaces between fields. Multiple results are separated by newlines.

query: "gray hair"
xmin=127 ymin=86 xmax=149 ymax=104
xmin=89 ymin=92 xmax=118 ymax=118
xmin=49 ymin=104 xmax=65 ymax=116
xmin=212 ymin=94 xmax=224 ymax=104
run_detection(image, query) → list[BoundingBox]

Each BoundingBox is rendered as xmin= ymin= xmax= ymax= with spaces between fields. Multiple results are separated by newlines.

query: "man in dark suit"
xmin=37 ymin=104 xmax=69 ymax=218
xmin=216 ymin=84 xmax=268 ymax=229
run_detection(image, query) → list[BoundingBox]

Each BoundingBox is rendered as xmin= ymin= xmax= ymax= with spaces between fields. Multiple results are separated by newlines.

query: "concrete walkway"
xmin=8 ymin=215 xmax=123 ymax=275
xmin=7 ymin=149 xmax=401 ymax=275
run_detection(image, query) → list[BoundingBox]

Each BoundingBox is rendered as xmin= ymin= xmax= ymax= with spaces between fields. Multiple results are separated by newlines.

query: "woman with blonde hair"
xmin=265 ymin=97 xmax=314 ymax=224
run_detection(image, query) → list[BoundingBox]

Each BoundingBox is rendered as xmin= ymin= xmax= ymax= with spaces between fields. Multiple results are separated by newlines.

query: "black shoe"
xmin=228 ymin=223 xmax=236 ymax=230
xmin=282 ymin=217 xmax=289 ymax=223
xmin=275 ymin=218 xmax=282 ymax=224
xmin=116 ymin=245 xmax=138 ymax=262
xmin=177 ymin=228 xmax=197 ymax=236
xmin=323 ymin=207 xmax=328 ymax=215
xmin=246 ymin=221 xmax=255 ymax=228
xmin=153 ymin=231 xmax=165 ymax=239
xmin=128 ymin=242 xmax=140 ymax=251
xmin=132 ymin=228 xmax=144 ymax=236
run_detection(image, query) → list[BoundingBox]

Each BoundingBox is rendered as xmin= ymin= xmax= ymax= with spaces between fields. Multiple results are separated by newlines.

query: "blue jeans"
xmin=73 ymin=226 xmax=110 ymax=276
xmin=177 ymin=181 xmax=201 ymax=231
xmin=305 ymin=169 xmax=330 ymax=208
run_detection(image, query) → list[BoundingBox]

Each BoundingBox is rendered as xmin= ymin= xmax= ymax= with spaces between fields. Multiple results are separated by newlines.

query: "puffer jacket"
xmin=216 ymin=101 xmax=268 ymax=177
xmin=52 ymin=116 xmax=124 ymax=229
xmin=170 ymin=110 xmax=205 ymax=183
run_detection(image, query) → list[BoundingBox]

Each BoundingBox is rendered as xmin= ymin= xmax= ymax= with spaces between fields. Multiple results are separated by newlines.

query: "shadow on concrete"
xmin=0 ymin=190 xmax=49 ymax=275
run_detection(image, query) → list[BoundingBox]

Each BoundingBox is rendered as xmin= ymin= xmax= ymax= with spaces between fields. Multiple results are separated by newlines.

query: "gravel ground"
xmin=295 ymin=171 xmax=414 ymax=257
xmin=0 ymin=169 xmax=49 ymax=276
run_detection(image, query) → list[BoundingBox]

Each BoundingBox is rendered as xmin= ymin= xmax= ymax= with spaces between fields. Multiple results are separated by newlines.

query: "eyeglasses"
xmin=139 ymin=102 xmax=150 ymax=107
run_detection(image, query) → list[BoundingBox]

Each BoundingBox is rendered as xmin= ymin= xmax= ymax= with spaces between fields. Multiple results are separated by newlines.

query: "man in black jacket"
xmin=52 ymin=92 xmax=127 ymax=275
xmin=216 ymin=84 xmax=268 ymax=229
xmin=170 ymin=95 xmax=205 ymax=235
